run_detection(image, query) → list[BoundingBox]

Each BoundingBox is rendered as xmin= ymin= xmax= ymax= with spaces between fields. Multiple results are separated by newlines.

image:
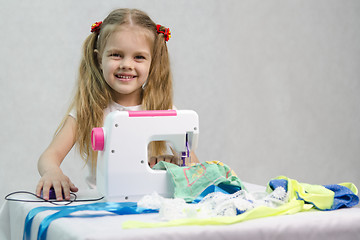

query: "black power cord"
xmin=5 ymin=191 xmax=104 ymax=206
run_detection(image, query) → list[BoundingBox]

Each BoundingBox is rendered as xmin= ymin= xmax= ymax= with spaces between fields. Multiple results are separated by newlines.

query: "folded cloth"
xmin=153 ymin=161 xmax=246 ymax=202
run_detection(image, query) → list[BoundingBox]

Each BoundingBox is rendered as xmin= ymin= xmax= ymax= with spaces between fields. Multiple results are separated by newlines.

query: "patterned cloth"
xmin=153 ymin=161 xmax=246 ymax=202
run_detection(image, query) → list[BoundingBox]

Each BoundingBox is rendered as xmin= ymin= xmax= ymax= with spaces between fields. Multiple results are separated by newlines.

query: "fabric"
xmin=122 ymin=176 xmax=359 ymax=229
xmin=137 ymin=186 xmax=288 ymax=220
xmin=153 ymin=161 xmax=246 ymax=202
xmin=267 ymin=177 xmax=335 ymax=210
xmin=268 ymin=177 xmax=359 ymax=210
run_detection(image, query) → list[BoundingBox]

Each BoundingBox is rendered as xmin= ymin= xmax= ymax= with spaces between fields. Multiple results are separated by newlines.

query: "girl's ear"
xmin=94 ymin=49 xmax=102 ymax=69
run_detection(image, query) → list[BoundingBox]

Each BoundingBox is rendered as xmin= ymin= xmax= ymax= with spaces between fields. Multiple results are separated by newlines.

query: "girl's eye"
xmin=135 ymin=55 xmax=145 ymax=60
xmin=110 ymin=53 xmax=121 ymax=58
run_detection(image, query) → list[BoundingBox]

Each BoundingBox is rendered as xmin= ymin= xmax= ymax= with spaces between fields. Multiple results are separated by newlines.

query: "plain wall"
xmin=1 ymin=0 xmax=359 ymax=207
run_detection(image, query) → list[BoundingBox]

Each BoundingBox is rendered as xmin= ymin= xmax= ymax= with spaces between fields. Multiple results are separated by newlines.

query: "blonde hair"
xmin=58 ymin=8 xmax=173 ymax=168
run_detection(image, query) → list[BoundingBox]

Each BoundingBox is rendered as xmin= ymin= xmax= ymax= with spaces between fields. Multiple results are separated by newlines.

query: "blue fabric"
xmin=324 ymin=184 xmax=359 ymax=210
xmin=268 ymin=179 xmax=288 ymax=191
xmin=193 ymin=185 xmax=227 ymax=203
xmin=192 ymin=183 xmax=243 ymax=203
xmin=23 ymin=202 xmax=158 ymax=240
xmin=217 ymin=183 xmax=242 ymax=194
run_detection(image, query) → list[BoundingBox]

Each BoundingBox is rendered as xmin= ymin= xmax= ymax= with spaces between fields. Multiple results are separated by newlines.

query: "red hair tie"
xmin=91 ymin=21 xmax=102 ymax=33
xmin=156 ymin=24 xmax=171 ymax=42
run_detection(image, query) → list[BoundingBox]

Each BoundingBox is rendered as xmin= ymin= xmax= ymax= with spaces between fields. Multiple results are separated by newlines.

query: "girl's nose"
xmin=120 ymin=57 xmax=133 ymax=70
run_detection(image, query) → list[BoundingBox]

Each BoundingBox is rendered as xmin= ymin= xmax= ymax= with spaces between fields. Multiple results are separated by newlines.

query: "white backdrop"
xmin=1 ymin=0 xmax=359 ymax=207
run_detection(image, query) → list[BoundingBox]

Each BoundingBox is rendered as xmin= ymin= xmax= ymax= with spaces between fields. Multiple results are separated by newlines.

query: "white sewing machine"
xmin=91 ymin=110 xmax=199 ymax=202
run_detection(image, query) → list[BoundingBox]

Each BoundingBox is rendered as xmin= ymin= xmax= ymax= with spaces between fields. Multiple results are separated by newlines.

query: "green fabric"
xmin=122 ymin=175 xmax=358 ymax=229
xmin=153 ymin=161 xmax=246 ymax=202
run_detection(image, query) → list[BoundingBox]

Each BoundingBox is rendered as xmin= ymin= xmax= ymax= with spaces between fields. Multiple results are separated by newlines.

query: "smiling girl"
xmin=36 ymin=8 xmax=198 ymax=201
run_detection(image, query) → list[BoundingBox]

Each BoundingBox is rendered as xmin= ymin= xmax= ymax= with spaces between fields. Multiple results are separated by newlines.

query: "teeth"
xmin=116 ymin=74 xmax=133 ymax=79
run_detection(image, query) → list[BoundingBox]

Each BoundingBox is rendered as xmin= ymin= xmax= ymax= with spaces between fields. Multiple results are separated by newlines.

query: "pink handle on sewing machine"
xmin=91 ymin=128 xmax=104 ymax=151
xmin=128 ymin=110 xmax=177 ymax=117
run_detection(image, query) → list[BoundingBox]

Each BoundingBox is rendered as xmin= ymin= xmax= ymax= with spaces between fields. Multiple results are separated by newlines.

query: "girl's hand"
xmin=149 ymin=155 xmax=180 ymax=168
xmin=149 ymin=150 xmax=199 ymax=168
xmin=36 ymin=168 xmax=78 ymax=201
xmin=36 ymin=116 xmax=77 ymax=201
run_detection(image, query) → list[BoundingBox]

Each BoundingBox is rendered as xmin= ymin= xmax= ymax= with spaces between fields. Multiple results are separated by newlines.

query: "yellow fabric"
xmin=339 ymin=182 xmax=358 ymax=195
xmin=122 ymin=176 xmax=357 ymax=229
xmin=267 ymin=176 xmax=334 ymax=210
xmin=123 ymin=199 xmax=305 ymax=229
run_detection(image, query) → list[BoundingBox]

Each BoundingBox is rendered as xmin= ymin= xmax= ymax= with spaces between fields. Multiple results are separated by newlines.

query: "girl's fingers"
xmin=149 ymin=156 xmax=157 ymax=168
xmin=149 ymin=155 xmax=181 ymax=167
xmin=35 ymin=181 xmax=44 ymax=197
xmin=52 ymin=181 xmax=63 ymax=201
xmin=70 ymin=182 xmax=79 ymax=193
xmin=164 ymin=156 xmax=172 ymax=163
xmin=157 ymin=156 xmax=165 ymax=163
xmin=42 ymin=181 xmax=54 ymax=200
xmin=61 ymin=181 xmax=71 ymax=200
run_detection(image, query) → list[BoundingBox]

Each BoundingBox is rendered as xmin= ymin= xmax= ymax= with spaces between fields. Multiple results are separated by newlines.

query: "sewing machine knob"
xmin=91 ymin=128 xmax=105 ymax=151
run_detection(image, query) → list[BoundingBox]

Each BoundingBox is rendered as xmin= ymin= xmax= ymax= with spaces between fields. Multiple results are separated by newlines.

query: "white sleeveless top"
xmin=69 ymin=101 xmax=142 ymax=119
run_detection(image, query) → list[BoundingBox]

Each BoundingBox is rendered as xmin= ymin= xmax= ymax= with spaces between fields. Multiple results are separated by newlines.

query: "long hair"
xmin=57 ymin=9 xmax=173 ymax=168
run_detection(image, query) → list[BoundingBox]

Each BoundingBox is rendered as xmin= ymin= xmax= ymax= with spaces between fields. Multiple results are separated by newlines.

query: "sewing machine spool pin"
xmin=180 ymin=133 xmax=190 ymax=166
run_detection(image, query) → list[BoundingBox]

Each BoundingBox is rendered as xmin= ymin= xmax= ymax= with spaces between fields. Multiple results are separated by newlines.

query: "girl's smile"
xmin=115 ymin=73 xmax=138 ymax=82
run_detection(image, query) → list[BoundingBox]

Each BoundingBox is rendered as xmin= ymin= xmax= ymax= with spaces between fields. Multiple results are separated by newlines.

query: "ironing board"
xmin=1 ymin=182 xmax=359 ymax=240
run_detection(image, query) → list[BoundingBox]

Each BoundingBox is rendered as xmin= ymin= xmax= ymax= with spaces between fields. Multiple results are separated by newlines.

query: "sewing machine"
xmin=91 ymin=110 xmax=199 ymax=202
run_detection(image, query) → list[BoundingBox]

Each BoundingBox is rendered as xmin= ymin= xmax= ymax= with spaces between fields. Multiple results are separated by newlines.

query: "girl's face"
xmin=99 ymin=26 xmax=153 ymax=106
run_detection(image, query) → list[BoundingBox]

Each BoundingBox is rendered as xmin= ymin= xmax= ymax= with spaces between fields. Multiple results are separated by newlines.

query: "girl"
xmin=36 ymin=8 xmax=198 ymax=201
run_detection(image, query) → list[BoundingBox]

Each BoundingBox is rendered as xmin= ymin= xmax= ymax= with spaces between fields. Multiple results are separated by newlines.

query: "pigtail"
xmin=73 ymin=32 xmax=112 ymax=168
xmin=143 ymin=33 xmax=173 ymax=111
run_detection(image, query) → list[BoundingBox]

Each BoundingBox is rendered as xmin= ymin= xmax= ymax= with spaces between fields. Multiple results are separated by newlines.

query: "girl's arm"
xmin=36 ymin=116 xmax=78 ymax=200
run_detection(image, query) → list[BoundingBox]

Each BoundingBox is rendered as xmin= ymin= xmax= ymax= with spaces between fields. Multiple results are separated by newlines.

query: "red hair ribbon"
xmin=91 ymin=21 xmax=102 ymax=33
xmin=156 ymin=24 xmax=171 ymax=42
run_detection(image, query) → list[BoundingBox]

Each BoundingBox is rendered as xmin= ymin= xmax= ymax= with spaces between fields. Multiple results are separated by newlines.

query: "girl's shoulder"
xmin=68 ymin=102 xmax=142 ymax=119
